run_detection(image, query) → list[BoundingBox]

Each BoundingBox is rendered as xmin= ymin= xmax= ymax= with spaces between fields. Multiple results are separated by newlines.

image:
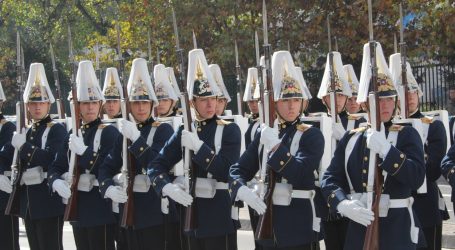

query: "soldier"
xmin=344 ymin=64 xmax=364 ymax=115
xmin=209 ymin=64 xmax=232 ymax=116
xmin=389 ymin=53 xmax=449 ymax=250
xmin=230 ymin=50 xmax=324 ymax=249
xmin=243 ymin=67 xmax=261 ymax=148
xmin=320 ymin=42 xmax=425 ymax=250
xmin=154 ymin=64 xmax=179 ymax=118
xmin=102 ymin=67 xmax=123 ymax=119
xmin=0 ymin=81 xmax=20 ymax=250
xmin=148 ymin=49 xmax=241 ymax=249
xmin=48 ymin=60 xmax=118 ymax=250
xmin=99 ymin=58 xmax=177 ymax=249
xmin=4 ymin=63 xmax=67 ymax=250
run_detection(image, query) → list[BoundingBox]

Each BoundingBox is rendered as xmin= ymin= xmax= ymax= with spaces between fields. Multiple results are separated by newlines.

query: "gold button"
xmin=85 ymin=125 xmax=89 ymax=128
xmin=451 ymin=169 xmax=455 ymax=173
xmin=93 ymin=153 xmax=97 ymax=156
xmin=90 ymin=161 xmax=93 ymax=164
xmin=30 ymin=137 xmax=34 ymax=140
xmin=286 ymin=153 xmax=291 ymax=157
xmin=211 ymin=151 xmax=215 ymax=154
xmin=197 ymin=128 xmax=202 ymax=132
xmin=27 ymin=153 xmax=31 ymax=157
xmin=202 ymin=121 xmax=206 ymax=126
xmin=233 ymin=181 xmax=237 ymax=185
xmin=206 ymin=158 xmax=210 ymax=163
xmin=280 ymin=161 xmax=284 ymax=165
xmin=331 ymin=193 xmax=335 ymax=198
xmin=362 ymin=169 xmax=367 ymax=174
xmin=364 ymin=156 xmax=368 ymax=161
xmin=159 ymin=175 xmax=163 ymax=179
xmin=394 ymin=163 xmax=399 ymax=168
xmin=140 ymin=147 xmax=144 ymax=151
xmin=400 ymin=154 xmax=405 ymax=159
xmin=362 ymin=183 xmax=367 ymax=187
xmin=139 ymin=124 xmax=143 ymax=128
xmin=31 ymin=146 xmax=35 ymax=149
xmin=282 ymin=124 xmax=286 ymax=128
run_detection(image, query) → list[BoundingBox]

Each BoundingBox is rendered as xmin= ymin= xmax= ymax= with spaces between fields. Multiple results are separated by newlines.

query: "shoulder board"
xmin=421 ymin=116 xmax=434 ymax=124
xmin=98 ymin=124 xmax=108 ymax=129
xmin=152 ymin=121 xmax=162 ymax=127
xmin=348 ymin=115 xmax=362 ymax=121
xmin=349 ymin=126 xmax=367 ymax=135
xmin=389 ymin=124 xmax=404 ymax=132
xmin=47 ymin=121 xmax=57 ymax=127
xmin=296 ymin=123 xmax=311 ymax=132
xmin=216 ymin=119 xmax=231 ymax=126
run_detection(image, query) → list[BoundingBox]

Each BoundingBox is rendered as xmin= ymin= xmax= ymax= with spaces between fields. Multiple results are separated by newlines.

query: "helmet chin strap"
xmin=159 ymin=99 xmax=176 ymax=118
xmin=274 ymin=98 xmax=306 ymax=123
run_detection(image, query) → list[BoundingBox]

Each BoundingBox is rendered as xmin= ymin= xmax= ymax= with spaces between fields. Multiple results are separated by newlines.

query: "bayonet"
xmin=327 ymin=15 xmax=332 ymax=51
xmin=255 ymin=31 xmax=260 ymax=66
xmin=262 ymin=0 xmax=268 ymax=45
xmin=192 ymin=30 xmax=197 ymax=49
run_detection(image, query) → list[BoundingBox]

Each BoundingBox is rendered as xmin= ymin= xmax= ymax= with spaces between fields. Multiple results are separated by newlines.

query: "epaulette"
xmin=98 ymin=124 xmax=108 ymax=129
xmin=348 ymin=115 xmax=362 ymax=120
xmin=389 ymin=124 xmax=404 ymax=132
xmin=216 ymin=119 xmax=231 ymax=126
xmin=152 ymin=121 xmax=161 ymax=127
xmin=297 ymin=123 xmax=311 ymax=132
xmin=349 ymin=126 xmax=367 ymax=134
xmin=421 ymin=116 xmax=434 ymax=124
xmin=47 ymin=121 xmax=57 ymax=127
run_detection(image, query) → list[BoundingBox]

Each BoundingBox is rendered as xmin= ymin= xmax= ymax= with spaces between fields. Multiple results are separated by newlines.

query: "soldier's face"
xmin=130 ymin=101 xmax=152 ymax=123
xmin=157 ymin=99 xmax=173 ymax=117
xmin=247 ymin=100 xmax=259 ymax=114
xmin=346 ymin=96 xmax=361 ymax=114
xmin=103 ymin=100 xmax=121 ymax=119
xmin=379 ymin=97 xmax=396 ymax=122
xmin=406 ymin=91 xmax=419 ymax=114
xmin=79 ymin=101 xmax=101 ymax=123
xmin=215 ymin=98 xmax=227 ymax=116
xmin=193 ymin=96 xmax=217 ymax=119
xmin=276 ymin=98 xmax=302 ymax=122
xmin=323 ymin=93 xmax=347 ymax=113
xmin=27 ymin=102 xmax=50 ymax=120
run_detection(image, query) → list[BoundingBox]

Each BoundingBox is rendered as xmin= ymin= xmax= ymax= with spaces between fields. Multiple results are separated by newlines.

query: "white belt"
xmin=4 ymin=171 xmax=11 ymax=177
xmin=216 ymin=182 xmax=228 ymax=189
xmin=348 ymin=193 xmax=418 ymax=243
xmin=292 ymin=189 xmax=320 ymax=232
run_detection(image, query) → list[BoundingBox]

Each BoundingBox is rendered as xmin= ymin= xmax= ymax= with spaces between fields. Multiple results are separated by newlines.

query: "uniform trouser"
xmin=248 ymin=206 xmax=263 ymax=250
xmin=24 ymin=213 xmax=63 ymax=250
xmin=262 ymin=243 xmax=314 ymax=250
xmin=186 ymin=233 xmax=237 ymax=250
xmin=418 ymin=224 xmax=442 ymax=250
xmin=0 ymin=212 xmax=20 ymax=250
xmin=72 ymin=224 xmax=115 ymax=250
xmin=114 ymin=214 xmax=128 ymax=250
xmin=322 ymin=218 xmax=349 ymax=250
xmin=126 ymin=223 xmax=181 ymax=250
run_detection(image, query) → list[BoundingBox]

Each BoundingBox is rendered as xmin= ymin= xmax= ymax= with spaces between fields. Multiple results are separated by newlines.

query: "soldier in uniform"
xmin=230 ymin=51 xmax=324 ymax=250
xmin=4 ymin=63 xmax=67 ymax=250
xmin=98 ymin=58 xmax=177 ymax=250
xmin=320 ymin=42 xmax=425 ymax=250
xmin=243 ymin=67 xmax=261 ymax=149
xmin=0 ymin=81 xmax=20 ymax=250
xmin=209 ymin=64 xmax=232 ymax=117
xmin=389 ymin=54 xmax=449 ymax=250
xmin=148 ymin=49 xmax=241 ymax=250
xmin=102 ymin=67 xmax=123 ymax=120
xmin=154 ymin=64 xmax=179 ymax=118
xmin=344 ymin=65 xmax=364 ymax=115
xmin=48 ymin=60 xmax=118 ymax=250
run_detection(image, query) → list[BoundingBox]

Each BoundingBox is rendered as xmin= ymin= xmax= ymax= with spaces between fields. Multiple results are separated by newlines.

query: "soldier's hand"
xmin=11 ymin=128 xmax=26 ymax=150
xmin=172 ymin=176 xmax=187 ymax=190
xmin=336 ymin=199 xmax=374 ymax=227
xmin=237 ymin=186 xmax=266 ymax=215
xmin=181 ymin=130 xmax=204 ymax=153
xmin=69 ymin=134 xmax=88 ymax=156
xmin=260 ymin=125 xmax=281 ymax=151
xmin=0 ymin=175 xmax=12 ymax=193
xmin=162 ymin=183 xmax=193 ymax=207
xmin=105 ymin=186 xmax=128 ymax=203
xmin=119 ymin=119 xmax=141 ymax=142
xmin=52 ymin=179 xmax=71 ymax=199
xmin=366 ymin=128 xmax=391 ymax=158
xmin=332 ymin=123 xmax=346 ymax=141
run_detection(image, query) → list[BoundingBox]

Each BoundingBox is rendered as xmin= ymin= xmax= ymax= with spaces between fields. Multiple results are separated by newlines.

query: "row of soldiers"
xmin=0 ymin=40 xmax=453 ymax=250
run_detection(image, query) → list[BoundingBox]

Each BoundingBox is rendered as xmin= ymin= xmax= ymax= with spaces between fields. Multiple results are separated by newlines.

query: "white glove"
xmin=237 ymin=186 xmax=266 ymax=215
xmin=0 ymin=175 xmax=12 ymax=193
xmin=52 ymin=179 xmax=71 ymax=199
xmin=173 ymin=176 xmax=186 ymax=189
xmin=105 ymin=186 xmax=128 ymax=203
xmin=337 ymin=199 xmax=374 ymax=226
xmin=11 ymin=128 xmax=26 ymax=149
xmin=119 ymin=119 xmax=141 ymax=142
xmin=332 ymin=123 xmax=346 ymax=141
xmin=162 ymin=183 xmax=193 ymax=207
xmin=181 ymin=130 xmax=204 ymax=153
xmin=61 ymin=172 xmax=70 ymax=182
xmin=69 ymin=134 xmax=88 ymax=156
xmin=366 ymin=128 xmax=391 ymax=158
xmin=260 ymin=125 xmax=281 ymax=151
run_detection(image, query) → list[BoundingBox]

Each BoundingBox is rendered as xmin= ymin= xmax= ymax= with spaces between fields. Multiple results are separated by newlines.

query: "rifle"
xmin=327 ymin=15 xmax=339 ymax=156
xmin=115 ymin=21 xmax=136 ymax=228
xmin=50 ymin=43 xmax=66 ymax=119
xmin=399 ymin=2 xmax=409 ymax=118
xmin=255 ymin=0 xmax=276 ymax=242
xmin=5 ymin=31 xmax=26 ymax=216
xmin=172 ymin=8 xmax=197 ymax=232
xmin=64 ymin=24 xmax=81 ymax=221
xmin=255 ymin=31 xmax=265 ymax=124
xmin=235 ymin=41 xmax=244 ymax=116
xmin=95 ymin=43 xmax=101 ymax=86
xmin=363 ymin=0 xmax=382 ymax=249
